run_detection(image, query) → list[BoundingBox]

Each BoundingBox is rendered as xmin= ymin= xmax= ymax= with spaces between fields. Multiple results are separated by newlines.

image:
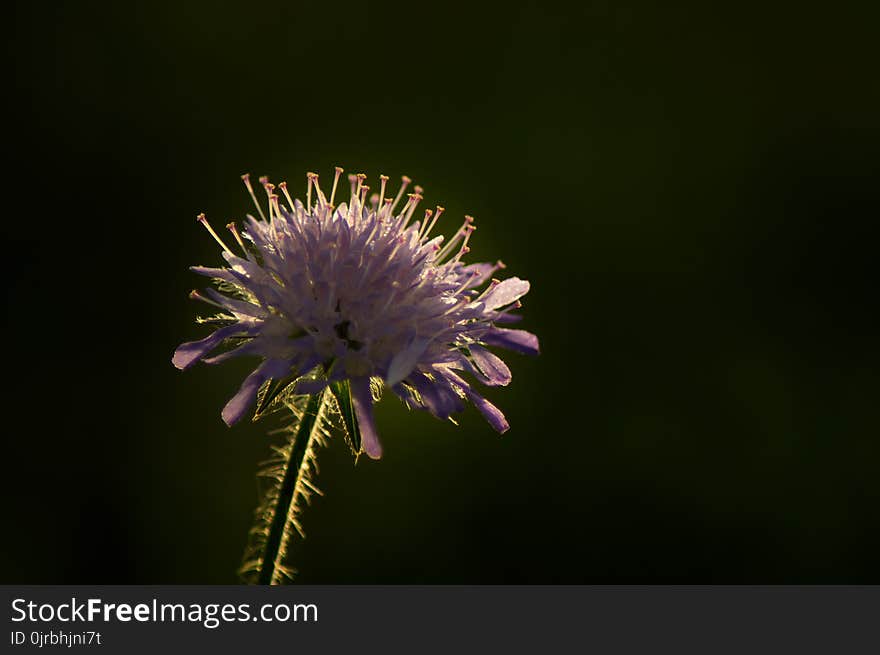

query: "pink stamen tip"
xmin=414 ymin=185 xmax=424 ymax=194
xmin=464 ymin=215 xmax=474 ymax=223
xmin=490 ymin=278 xmax=501 ymax=286
xmin=241 ymin=173 xmax=250 ymax=182
xmin=401 ymin=175 xmax=412 ymax=184
xmin=258 ymin=176 xmax=269 ymax=185
xmin=188 ymin=290 xmax=201 ymax=300
xmin=335 ymin=166 xmax=344 ymax=173
xmin=196 ymin=213 xmax=207 ymax=223
xmin=497 ymin=260 xmax=507 ymax=269
xmin=278 ymin=181 xmax=287 ymax=189
xmin=380 ymin=175 xmax=389 ymax=182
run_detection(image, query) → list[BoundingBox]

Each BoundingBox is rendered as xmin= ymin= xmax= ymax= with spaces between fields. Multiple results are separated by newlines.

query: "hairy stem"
xmin=256 ymin=390 xmax=327 ymax=585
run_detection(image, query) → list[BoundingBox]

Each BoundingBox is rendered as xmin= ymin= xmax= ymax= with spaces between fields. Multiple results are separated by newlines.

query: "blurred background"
xmin=4 ymin=1 xmax=879 ymax=583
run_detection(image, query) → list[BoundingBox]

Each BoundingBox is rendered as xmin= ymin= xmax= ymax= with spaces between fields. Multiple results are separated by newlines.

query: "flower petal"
xmin=405 ymin=370 xmax=466 ymax=419
xmin=461 ymin=261 xmax=502 ymax=288
xmin=494 ymin=312 xmax=523 ymax=324
xmin=439 ymin=367 xmax=510 ymax=433
xmin=386 ymin=337 xmax=430 ymax=387
xmin=481 ymin=277 xmax=530 ymax=310
xmin=221 ymin=370 xmax=265 ymax=426
xmin=468 ymin=344 xmax=512 ymax=386
xmin=221 ymin=359 xmax=292 ymax=426
xmin=467 ymin=390 xmax=510 ymax=433
xmin=480 ymin=327 xmax=540 ymax=356
xmin=222 ymin=252 xmax=273 ymax=285
xmin=205 ymin=288 xmax=267 ymax=318
xmin=172 ymin=324 xmax=252 ymax=370
xmin=349 ymin=377 xmax=382 ymax=459
xmin=190 ymin=265 xmax=238 ymax=283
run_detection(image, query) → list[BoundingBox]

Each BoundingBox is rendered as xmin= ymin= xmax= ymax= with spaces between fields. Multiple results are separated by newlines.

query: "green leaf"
xmin=329 ymin=380 xmax=360 ymax=455
xmin=253 ymin=374 xmax=298 ymax=420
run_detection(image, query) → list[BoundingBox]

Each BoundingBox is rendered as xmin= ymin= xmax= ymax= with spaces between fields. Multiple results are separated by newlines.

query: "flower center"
xmin=333 ymin=319 xmax=363 ymax=351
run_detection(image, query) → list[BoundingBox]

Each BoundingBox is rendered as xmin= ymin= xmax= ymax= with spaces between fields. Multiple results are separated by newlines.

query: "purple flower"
xmin=173 ymin=169 xmax=539 ymax=459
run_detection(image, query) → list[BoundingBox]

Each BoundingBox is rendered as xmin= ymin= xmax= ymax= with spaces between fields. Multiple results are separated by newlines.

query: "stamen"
xmin=495 ymin=300 xmax=523 ymax=320
xmin=197 ymin=213 xmax=234 ymax=255
xmin=380 ymin=196 xmax=393 ymax=220
xmin=312 ymin=174 xmax=327 ymax=207
xmin=418 ymin=209 xmax=433 ymax=237
xmin=369 ymin=193 xmax=379 ymax=212
xmin=451 ymin=227 xmax=473 ymax=262
xmin=241 ymin=173 xmax=267 ymax=222
xmin=398 ymin=193 xmax=416 ymax=219
xmin=454 ymin=269 xmax=481 ymax=295
xmin=461 ymin=225 xmax=475 ymax=249
xmin=422 ymin=205 xmax=444 ymax=239
xmin=189 ymin=289 xmax=226 ymax=310
xmin=403 ymin=192 xmax=423 ymax=225
xmin=278 ymin=181 xmax=295 ymax=213
xmin=474 ymin=277 xmax=501 ymax=301
xmin=391 ymin=175 xmax=412 ymax=213
xmin=226 ymin=222 xmax=246 ymax=251
xmin=378 ymin=175 xmax=389 ymax=211
xmin=330 ymin=166 xmax=344 ymax=206
xmin=435 ymin=218 xmax=472 ymax=261
xmin=306 ymin=172 xmax=316 ymax=210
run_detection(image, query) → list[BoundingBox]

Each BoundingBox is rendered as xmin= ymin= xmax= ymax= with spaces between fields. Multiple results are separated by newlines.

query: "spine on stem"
xmin=239 ymin=390 xmax=330 ymax=585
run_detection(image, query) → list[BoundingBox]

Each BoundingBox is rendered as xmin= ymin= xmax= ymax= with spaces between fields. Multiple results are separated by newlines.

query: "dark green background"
xmin=5 ymin=1 xmax=879 ymax=583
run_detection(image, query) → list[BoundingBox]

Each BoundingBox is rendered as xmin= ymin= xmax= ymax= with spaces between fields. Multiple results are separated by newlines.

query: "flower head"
xmin=173 ymin=168 xmax=539 ymax=458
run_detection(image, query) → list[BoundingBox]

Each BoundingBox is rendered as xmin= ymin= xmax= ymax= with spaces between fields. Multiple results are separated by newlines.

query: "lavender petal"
xmin=350 ymin=376 xmax=383 ymax=459
xmin=172 ymin=324 xmax=252 ymax=370
xmin=221 ymin=359 xmax=292 ymax=426
xmin=481 ymin=327 xmax=540 ymax=356
xmin=481 ymin=277 xmax=530 ymax=310
xmin=386 ymin=338 xmax=430 ymax=386
xmin=468 ymin=344 xmax=512 ymax=386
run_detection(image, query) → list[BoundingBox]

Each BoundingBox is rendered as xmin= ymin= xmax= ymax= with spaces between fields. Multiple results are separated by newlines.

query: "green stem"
xmin=257 ymin=390 xmax=326 ymax=585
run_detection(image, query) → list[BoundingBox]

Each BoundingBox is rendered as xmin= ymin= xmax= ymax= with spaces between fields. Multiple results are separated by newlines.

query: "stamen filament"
xmin=241 ymin=174 xmax=267 ymax=222
xmin=197 ymin=213 xmax=234 ymax=255
xmin=278 ymin=181 xmax=295 ymax=213
xmin=330 ymin=167 xmax=343 ymax=206
xmin=390 ymin=175 xmax=411 ymax=213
